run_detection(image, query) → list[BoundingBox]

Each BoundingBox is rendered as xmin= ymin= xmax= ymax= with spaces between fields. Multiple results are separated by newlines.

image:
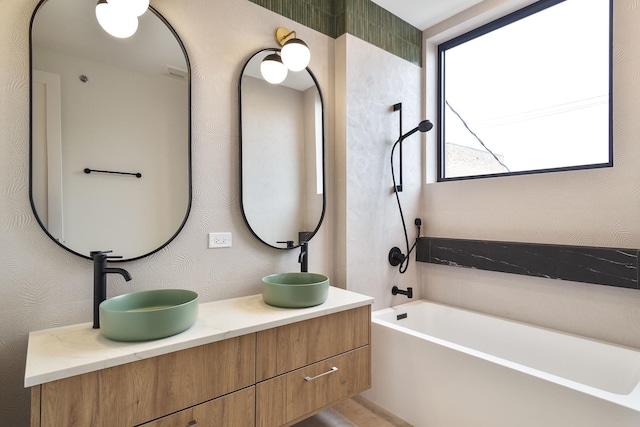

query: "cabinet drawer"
xmin=256 ymin=306 xmax=370 ymax=381
xmin=39 ymin=334 xmax=255 ymax=427
xmin=256 ymin=346 xmax=371 ymax=427
xmin=140 ymin=387 xmax=255 ymax=427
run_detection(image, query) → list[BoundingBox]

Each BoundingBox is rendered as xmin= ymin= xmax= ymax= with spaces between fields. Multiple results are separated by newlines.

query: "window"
xmin=438 ymin=0 xmax=612 ymax=181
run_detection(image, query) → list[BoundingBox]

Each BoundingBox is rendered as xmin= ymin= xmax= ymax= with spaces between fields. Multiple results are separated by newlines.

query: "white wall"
xmin=0 ymin=0 xmax=335 ymax=424
xmin=242 ymin=76 xmax=306 ymax=244
xmin=242 ymin=76 xmax=324 ymax=246
xmin=33 ymin=47 xmax=189 ymax=258
xmin=421 ymin=0 xmax=640 ymax=350
xmin=303 ymin=86 xmax=324 ymax=231
xmin=336 ymin=34 xmax=424 ymax=310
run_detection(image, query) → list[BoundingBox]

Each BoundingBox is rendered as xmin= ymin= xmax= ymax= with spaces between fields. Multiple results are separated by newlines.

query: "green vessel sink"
xmin=99 ymin=289 xmax=199 ymax=342
xmin=262 ymin=273 xmax=329 ymax=308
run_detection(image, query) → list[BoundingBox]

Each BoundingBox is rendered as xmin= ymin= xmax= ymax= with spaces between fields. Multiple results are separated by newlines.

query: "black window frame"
xmin=437 ymin=0 xmax=613 ymax=182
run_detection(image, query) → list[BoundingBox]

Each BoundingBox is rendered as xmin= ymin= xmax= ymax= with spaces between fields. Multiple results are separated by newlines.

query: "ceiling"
xmin=32 ymin=0 xmax=186 ymax=76
xmin=370 ymin=0 xmax=485 ymax=30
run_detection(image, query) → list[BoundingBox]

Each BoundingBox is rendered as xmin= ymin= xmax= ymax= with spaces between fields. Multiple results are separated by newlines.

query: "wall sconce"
xmin=276 ymin=27 xmax=311 ymax=71
xmin=260 ymin=53 xmax=288 ymax=84
xmin=95 ymin=0 xmax=149 ymax=39
xmin=260 ymin=27 xmax=311 ymax=84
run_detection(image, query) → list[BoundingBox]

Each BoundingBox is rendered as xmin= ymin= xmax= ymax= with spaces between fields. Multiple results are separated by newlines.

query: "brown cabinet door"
xmin=256 ymin=346 xmax=371 ymax=427
xmin=39 ymin=335 xmax=255 ymax=427
xmin=256 ymin=306 xmax=370 ymax=381
xmin=141 ymin=387 xmax=255 ymax=427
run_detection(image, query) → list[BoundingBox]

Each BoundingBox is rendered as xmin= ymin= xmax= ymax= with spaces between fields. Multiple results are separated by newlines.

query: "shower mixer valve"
xmin=388 ymin=247 xmax=406 ymax=266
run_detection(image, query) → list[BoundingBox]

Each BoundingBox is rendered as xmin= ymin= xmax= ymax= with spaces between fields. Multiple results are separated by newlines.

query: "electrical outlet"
xmin=208 ymin=232 xmax=232 ymax=248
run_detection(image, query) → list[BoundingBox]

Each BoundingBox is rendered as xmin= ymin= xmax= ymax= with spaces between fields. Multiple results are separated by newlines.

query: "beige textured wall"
xmin=0 ymin=0 xmax=335 ymax=423
xmin=422 ymin=0 xmax=640 ymax=349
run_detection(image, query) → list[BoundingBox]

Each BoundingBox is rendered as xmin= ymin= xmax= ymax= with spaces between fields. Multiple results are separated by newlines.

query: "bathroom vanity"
xmin=25 ymin=287 xmax=372 ymax=427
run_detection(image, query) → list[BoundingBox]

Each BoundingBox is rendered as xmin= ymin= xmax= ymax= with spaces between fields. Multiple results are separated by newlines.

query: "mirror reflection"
xmin=240 ymin=49 xmax=325 ymax=249
xmin=30 ymin=0 xmax=190 ymax=260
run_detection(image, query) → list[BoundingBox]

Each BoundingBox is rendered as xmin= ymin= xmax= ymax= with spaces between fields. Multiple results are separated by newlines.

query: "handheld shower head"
xmin=418 ymin=119 xmax=434 ymax=132
xmin=398 ymin=119 xmax=433 ymax=141
xmin=390 ymin=117 xmax=433 ymax=274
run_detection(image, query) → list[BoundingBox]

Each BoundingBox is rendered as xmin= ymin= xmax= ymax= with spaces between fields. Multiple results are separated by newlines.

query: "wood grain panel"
xmin=40 ymin=368 xmax=100 ymax=426
xmin=256 ymin=346 xmax=371 ymax=427
xmin=256 ymin=306 xmax=370 ymax=381
xmin=141 ymin=386 xmax=255 ymax=427
xmin=40 ymin=335 xmax=255 ymax=427
xmin=30 ymin=386 xmax=41 ymax=427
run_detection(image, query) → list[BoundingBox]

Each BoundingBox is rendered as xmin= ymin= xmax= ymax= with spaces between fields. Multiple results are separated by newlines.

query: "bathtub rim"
xmin=371 ymin=299 xmax=640 ymax=413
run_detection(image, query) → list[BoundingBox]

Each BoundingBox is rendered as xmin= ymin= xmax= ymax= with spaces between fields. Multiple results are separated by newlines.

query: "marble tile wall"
xmin=335 ymin=34 xmax=423 ymax=310
xmin=417 ymin=237 xmax=639 ymax=289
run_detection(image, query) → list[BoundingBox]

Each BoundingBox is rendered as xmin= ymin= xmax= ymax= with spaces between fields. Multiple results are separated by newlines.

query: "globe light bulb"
xmin=280 ymin=38 xmax=310 ymax=72
xmin=260 ymin=53 xmax=288 ymax=84
xmin=96 ymin=0 xmax=138 ymax=38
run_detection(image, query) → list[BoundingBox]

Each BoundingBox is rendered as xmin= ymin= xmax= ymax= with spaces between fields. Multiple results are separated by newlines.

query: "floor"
xmin=292 ymin=396 xmax=413 ymax=427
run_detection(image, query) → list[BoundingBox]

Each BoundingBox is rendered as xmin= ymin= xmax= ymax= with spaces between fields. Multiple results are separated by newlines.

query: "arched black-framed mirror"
xmin=29 ymin=0 xmax=191 ymax=261
xmin=239 ymin=48 xmax=326 ymax=249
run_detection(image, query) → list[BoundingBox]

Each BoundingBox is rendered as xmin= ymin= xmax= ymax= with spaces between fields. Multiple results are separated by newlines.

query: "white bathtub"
xmin=363 ymin=300 xmax=640 ymax=427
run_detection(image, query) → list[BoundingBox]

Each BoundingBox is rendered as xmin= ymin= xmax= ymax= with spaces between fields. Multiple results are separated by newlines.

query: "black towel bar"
xmin=84 ymin=168 xmax=141 ymax=178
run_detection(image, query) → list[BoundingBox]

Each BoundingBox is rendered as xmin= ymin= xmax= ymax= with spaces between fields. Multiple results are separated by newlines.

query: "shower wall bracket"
xmin=392 ymin=102 xmax=403 ymax=192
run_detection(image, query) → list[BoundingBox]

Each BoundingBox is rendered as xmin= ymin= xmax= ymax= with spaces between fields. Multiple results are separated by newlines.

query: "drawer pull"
xmin=187 ymin=420 xmax=197 ymax=426
xmin=304 ymin=366 xmax=338 ymax=381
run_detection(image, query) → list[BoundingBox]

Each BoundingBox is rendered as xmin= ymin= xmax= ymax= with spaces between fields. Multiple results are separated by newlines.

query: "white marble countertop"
xmin=25 ymin=286 xmax=373 ymax=387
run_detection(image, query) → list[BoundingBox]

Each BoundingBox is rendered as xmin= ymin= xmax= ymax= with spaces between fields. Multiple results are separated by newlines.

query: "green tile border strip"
xmin=248 ymin=0 xmax=422 ymax=66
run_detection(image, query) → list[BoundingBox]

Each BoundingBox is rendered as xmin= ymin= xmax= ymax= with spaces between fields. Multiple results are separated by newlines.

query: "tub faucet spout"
xmin=91 ymin=250 xmax=132 ymax=329
xmin=392 ymin=285 xmax=413 ymax=298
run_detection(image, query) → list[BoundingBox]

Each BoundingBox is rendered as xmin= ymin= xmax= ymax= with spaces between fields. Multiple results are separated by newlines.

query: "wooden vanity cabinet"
xmin=31 ymin=335 xmax=255 ymax=427
xmin=140 ymin=387 xmax=255 ymax=427
xmin=256 ymin=305 xmax=371 ymax=427
xmin=256 ymin=347 xmax=370 ymax=427
xmin=30 ymin=305 xmax=371 ymax=427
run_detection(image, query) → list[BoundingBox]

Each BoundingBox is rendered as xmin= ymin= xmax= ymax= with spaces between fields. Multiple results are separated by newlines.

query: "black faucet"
xmin=298 ymin=241 xmax=308 ymax=273
xmin=392 ymin=285 xmax=413 ymax=299
xmin=91 ymin=250 xmax=132 ymax=329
